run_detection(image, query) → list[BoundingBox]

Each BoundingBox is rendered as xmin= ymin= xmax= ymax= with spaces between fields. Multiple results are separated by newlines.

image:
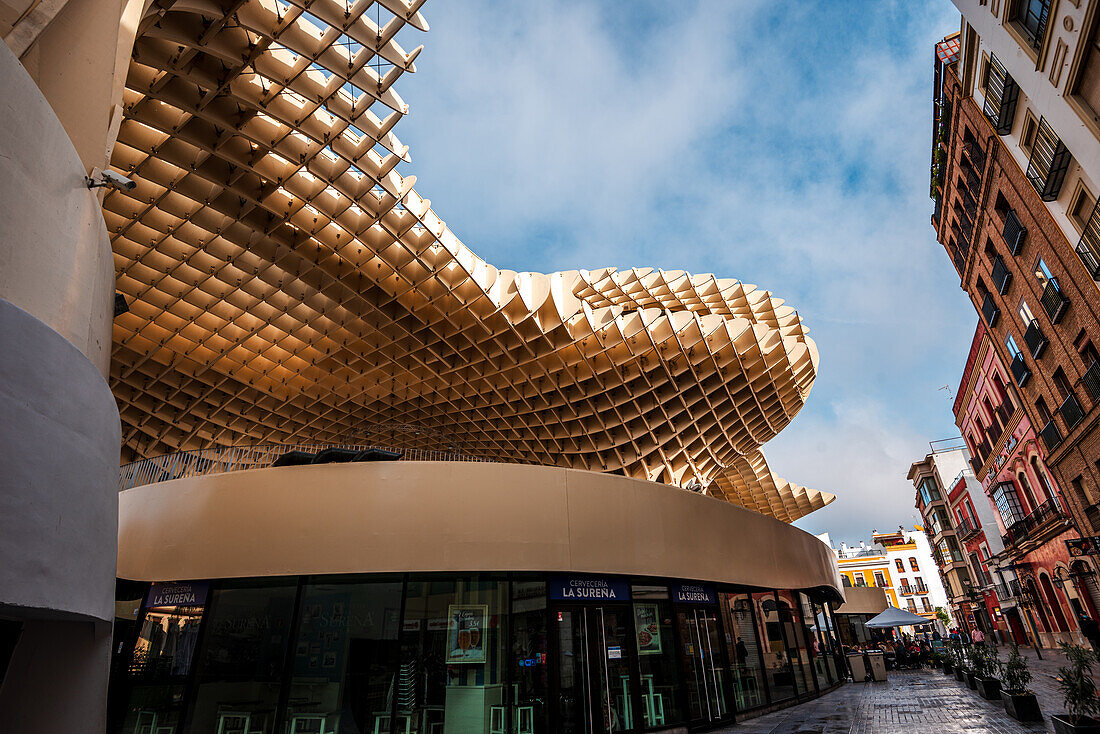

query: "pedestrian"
xmin=932 ymin=628 xmax=942 ymax=641
xmin=972 ymin=627 xmax=985 ymax=644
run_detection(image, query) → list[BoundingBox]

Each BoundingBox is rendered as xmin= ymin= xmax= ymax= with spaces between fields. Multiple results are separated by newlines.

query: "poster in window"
xmin=634 ymin=603 xmax=662 ymax=656
xmin=446 ymin=604 xmax=488 ymax=664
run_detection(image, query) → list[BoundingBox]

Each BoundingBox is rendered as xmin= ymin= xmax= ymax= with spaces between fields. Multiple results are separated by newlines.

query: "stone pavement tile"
xmin=715 ymin=669 xmax=1057 ymax=733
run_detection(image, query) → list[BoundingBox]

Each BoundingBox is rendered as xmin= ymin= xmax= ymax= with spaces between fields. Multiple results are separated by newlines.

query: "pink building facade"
xmin=954 ymin=322 xmax=1098 ymax=648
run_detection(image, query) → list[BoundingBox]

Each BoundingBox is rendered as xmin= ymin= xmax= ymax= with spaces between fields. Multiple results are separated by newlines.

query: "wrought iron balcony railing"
xmin=991 ymin=255 xmax=1012 ymax=294
xmin=982 ymin=291 xmax=1000 ymax=327
xmin=963 ymin=136 xmax=986 ymax=169
xmin=1026 ymin=116 xmax=1072 ymax=201
xmin=1059 ymin=392 xmax=1085 ymax=433
xmin=1083 ymin=360 xmax=1100 ymax=404
xmin=957 ymin=517 xmax=982 ymax=541
xmin=960 ymin=187 xmax=979 ymax=221
xmin=1011 ymin=352 xmax=1032 ymax=387
xmin=1002 ymin=499 xmax=1065 ymax=548
xmin=1003 ymin=208 xmax=1027 ymax=256
xmin=983 ymin=54 xmax=1019 ymax=135
xmin=1078 ymin=200 xmax=1100 ymax=279
xmin=1040 ymin=277 xmax=1069 ymax=323
xmin=1024 ymin=319 xmax=1048 ymax=359
xmin=1040 ymin=418 xmax=1063 ymax=452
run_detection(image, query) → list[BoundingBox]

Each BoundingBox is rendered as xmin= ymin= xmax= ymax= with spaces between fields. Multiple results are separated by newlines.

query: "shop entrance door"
xmin=554 ymin=605 xmax=641 ymax=733
xmin=678 ymin=608 xmax=732 ymax=727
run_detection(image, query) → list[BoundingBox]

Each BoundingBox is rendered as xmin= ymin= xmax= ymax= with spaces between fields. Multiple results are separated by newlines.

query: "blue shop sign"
xmin=550 ymin=575 xmax=630 ymax=602
xmin=672 ymin=582 xmax=716 ymax=604
xmin=145 ymin=581 xmax=209 ymax=608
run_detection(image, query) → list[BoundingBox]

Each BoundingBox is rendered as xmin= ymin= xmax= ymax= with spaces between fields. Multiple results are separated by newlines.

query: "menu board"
xmin=634 ymin=603 xmax=662 ymax=656
xmin=446 ymin=604 xmax=487 ymax=664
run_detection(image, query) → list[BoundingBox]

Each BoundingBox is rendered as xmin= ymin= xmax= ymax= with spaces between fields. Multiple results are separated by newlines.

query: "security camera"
xmin=86 ymin=169 xmax=136 ymax=191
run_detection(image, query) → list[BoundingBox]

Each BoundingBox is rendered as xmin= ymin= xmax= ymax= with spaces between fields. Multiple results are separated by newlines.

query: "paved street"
xmin=720 ymin=648 xmax=1096 ymax=733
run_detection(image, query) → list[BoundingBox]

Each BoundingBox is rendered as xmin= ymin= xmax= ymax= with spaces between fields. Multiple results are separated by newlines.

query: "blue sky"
xmin=394 ymin=1 xmax=972 ymax=543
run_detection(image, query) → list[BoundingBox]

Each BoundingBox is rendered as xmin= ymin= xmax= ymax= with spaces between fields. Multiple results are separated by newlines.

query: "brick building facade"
xmin=932 ymin=42 xmax=1100 ymax=573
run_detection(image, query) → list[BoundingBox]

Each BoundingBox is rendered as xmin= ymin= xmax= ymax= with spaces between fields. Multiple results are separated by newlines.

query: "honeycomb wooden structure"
xmin=105 ymin=0 xmax=834 ymax=522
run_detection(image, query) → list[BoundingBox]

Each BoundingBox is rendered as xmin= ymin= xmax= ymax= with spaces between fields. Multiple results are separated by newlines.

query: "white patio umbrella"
xmin=865 ymin=606 xmax=934 ymax=629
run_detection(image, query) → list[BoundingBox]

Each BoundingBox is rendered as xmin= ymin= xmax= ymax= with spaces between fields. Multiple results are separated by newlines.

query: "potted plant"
xmin=962 ymin=644 xmax=978 ymax=689
xmin=1001 ymin=644 xmax=1042 ymax=722
xmin=952 ymin=644 xmax=966 ymax=682
xmin=972 ymin=643 xmax=1002 ymax=700
xmin=941 ymin=650 xmax=953 ymax=675
xmin=1053 ymin=643 xmax=1100 ymax=733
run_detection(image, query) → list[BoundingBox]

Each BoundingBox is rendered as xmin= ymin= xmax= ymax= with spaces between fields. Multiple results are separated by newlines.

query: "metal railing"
xmin=1024 ymin=319 xmax=1048 ymax=359
xmin=1003 ymin=208 xmax=1027 ymax=255
xmin=1011 ymin=352 xmax=1031 ymax=387
xmin=1040 ymin=418 xmax=1063 ymax=452
xmin=1059 ymin=392 xmax=1085 ymax=433
xmin=981 ymin=292 xmax=1000 ymax=327
xmin=991 ymin=255 xmax=1012 ymax=293
xmin=1082 ymin=360 xmax=1100 ymax=403
xmin=1001 ymin=499 xmax=1065 ymax=548
xmin=119 ymin=442 xmax=493 ymax=491
xmin=957 ymin=517 xmax=981 ymax=541
xmin=1040 ymin=277 xmax=1069 ymax=323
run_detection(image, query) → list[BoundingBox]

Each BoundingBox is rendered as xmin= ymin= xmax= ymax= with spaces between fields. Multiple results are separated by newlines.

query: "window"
xmin=1009 ymin=0 xmax=1052 ymax=50
xmin=907 ymin=598 xmax=918 ymax=613
xmin=919 ymin=478 xmax=942 ymax=505
xmin=1071 ymin=182 xmax=1097 ymax=234
xmin=1033 ymin=456 xmax=1056 ymax=502
xmin=753 ymin=592 xmax=796 ymax=703
xmin=721 ymin=593 xmax=770 ymax=710
xmin=915 ymin=576 xmax=925 ymax=591
xmin=1018 ymin=297 xmax=1036 ymax=325
xmin=994 ymin=481 xmax=1027 ymax=527
xmin=1034 ymin=257 xmax=1057 ymax=289
xmin=895 ymin=558 xmax=905 ymax=573
xmin=1021 ymin=110 xmax=1039 ymax=154
xmin=979 ymin=53 xmax=991 ymax=92
xmin=842 ymin=575 xmax=852 ymax=588
xmin=922 ymin=597 xmax=933 ymax=612
xmin=910 ymin=557 xmax=920 ymax=572
xmin=874 ymin=571 xmax=887 ymax=588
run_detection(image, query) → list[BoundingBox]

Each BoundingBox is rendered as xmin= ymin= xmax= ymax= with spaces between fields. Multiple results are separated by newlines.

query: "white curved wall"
xmin=0 ymin=38 xmax=114 ymax=374
xmin=0 ymin=36 xmax=120 ymax=734
xmin=118 ymin=461 xmax=843 ymax=596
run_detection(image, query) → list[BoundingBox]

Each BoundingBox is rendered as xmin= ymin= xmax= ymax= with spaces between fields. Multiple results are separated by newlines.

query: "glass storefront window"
xmin=399 ymin=576 xmax=509 ymax=734
xmin=114 ymin=582 xmax=206 ymax=734
xmin=510 ymin=579 xmax=548 ymax=734
xmin=282 ymin=577 xmax=403 ymax=734
xmin=775 ymin=591 xmax=814 ymax=696
xmin=631 ymin=586 xmax=686 ymax=728
xmin=719 ymin=593 xmax=768 ymax=710
xmin=808 ymin=599 xmax=839 ymax=686
xmin=186 ymin=579 xmax=298 ymax=734
xmin=752 ymin=592 xmax=795 ymax=703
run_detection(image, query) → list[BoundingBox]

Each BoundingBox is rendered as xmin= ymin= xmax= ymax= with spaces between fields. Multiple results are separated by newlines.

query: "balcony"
xmin=1011 ymin=353 xmax=1032 ymax=387
xmin=1040 ymin=277 xmax=1069 ymax=323
xmin=983 ymin=54 xmax=1019 ymax=135
xmin=957 ymin=517 xmax=982 ymax=541
xmin=1078 ymin=200 xmax=1100 ymax=280
xmin=1003 ymin=209 xmax=1027 ymax=256
xmin=991 ymin=255 xmax=1013 ymax=293
xmin=1026 ymin=116 xmax=1072 ymax=201
xmin=1083 ymin=360 xmax=1100 ymax=404
xmin=982 ymin=292 xmax=1001 ymax=327
xmin=1059 ymin=392 xmax=1085 ymax=433
xmin=960 ymin=188 xmax=979 ymax=221
xmin=963 ymin=137 xmax=986 ymax=169
xmin=963 ymin=164 xmax=981 ymax=196
xmin=1024 ymin=319 xmax=1048 ymax=359
xmin=1001 ymin=499 xmax=1066 ymax=549
xmin=914 ymin=584 xmax=929 ymax=594
xmin=899 ymin=586 xmax=915 ymax=596
xmin=1040 ymin=418 xmax=1064 ymax=452
xmin=975 ymin=438 xmax=992 ymax=464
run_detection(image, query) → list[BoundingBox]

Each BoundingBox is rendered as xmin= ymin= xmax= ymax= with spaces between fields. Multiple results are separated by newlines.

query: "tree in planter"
xmin=1057 ymin=643 xmax=1100 ymax=728
xmin=936 ymin=607 xmax=951 ymax=629
xmin=971 ymin=642 xmax=1000 ymax=680
xmin=1002 ymin=645 xmax=1032 ymax=694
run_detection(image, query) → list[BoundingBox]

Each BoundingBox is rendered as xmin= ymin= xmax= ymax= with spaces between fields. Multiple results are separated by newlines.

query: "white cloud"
xmin=397 ymin=1 xmax=977 ymax=541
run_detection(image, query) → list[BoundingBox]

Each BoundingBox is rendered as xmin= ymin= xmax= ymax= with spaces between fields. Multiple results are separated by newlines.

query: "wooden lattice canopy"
xmin=104 ymin=0 xmax=834 ymax=522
